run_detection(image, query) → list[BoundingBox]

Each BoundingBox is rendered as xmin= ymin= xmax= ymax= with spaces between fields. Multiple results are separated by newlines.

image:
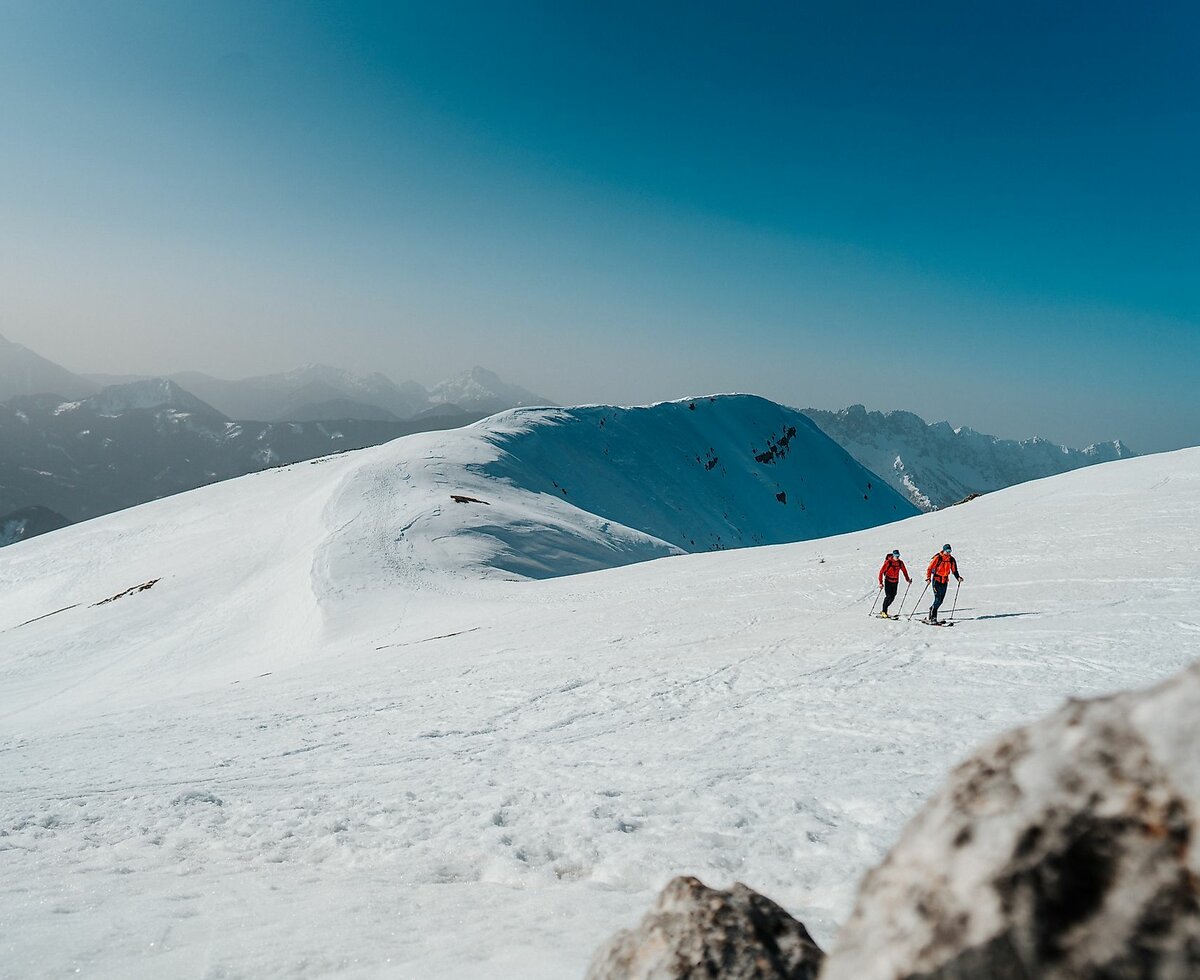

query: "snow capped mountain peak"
xmin=429 ymin=366 xmax=550 ymax=415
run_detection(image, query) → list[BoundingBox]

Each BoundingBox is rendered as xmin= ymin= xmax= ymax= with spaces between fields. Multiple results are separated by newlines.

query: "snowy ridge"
xmin=0 ymin=418 xmax=1196 ymax=977
xmin=396 ymin=395 xmax=916 ymax=578
xmin=803 ymin=404 xmax=1135 ymax=510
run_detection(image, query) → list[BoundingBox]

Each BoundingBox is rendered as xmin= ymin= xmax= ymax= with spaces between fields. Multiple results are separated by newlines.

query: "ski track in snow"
xmin=0 ymin=440 xmax=1198 ymax=978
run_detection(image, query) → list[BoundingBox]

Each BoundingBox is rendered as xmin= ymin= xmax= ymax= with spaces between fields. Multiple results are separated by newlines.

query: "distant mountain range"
xmin=0 ymin=381 xmax=484 ymax=525
xmin=0 ymin=334 xmax=1137 ymax=546
xmin=81 ymin=364 xmax=549 ymax=422
xmin=802 ymin=404 xmax=1136 ymax=510
xmin=0 ymin=335 xmax=553 ymax=541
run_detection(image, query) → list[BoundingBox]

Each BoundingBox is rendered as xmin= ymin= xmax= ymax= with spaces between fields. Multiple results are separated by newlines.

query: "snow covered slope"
xmin=803 ymin=404 xmax=1134 ymax=510
xmin=0 ymin=412 xmax=1196 ymax=978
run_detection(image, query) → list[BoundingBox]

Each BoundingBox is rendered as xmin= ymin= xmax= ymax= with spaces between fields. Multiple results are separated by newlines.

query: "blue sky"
xmin=1 ymin=1 xmax=1197 ymax=450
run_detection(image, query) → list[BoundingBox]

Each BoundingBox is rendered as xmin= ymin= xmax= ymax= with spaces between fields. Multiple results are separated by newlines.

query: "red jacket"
xmin=879 ymin=556 xmax=910 ymax=585
xmin=927 ymin=552 xmax=960 ymax=583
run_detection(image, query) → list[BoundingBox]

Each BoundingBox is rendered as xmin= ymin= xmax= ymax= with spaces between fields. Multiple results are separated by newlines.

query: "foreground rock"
xmin=587 ymin=876 xmax=824 ymax=980
xmin=821 ymin=661 xmax=1200 ymax=979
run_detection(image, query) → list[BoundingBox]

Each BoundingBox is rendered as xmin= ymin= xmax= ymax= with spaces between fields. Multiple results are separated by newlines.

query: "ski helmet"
xmin=891 ymin=550 xmax=900 ymax=557
xmin=942 ymin=544 xmax=952 ymax=552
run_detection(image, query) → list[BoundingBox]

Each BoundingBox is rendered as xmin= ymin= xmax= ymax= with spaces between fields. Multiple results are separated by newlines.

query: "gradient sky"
xmin=1 ymin=2 xmax=1197 ymax=451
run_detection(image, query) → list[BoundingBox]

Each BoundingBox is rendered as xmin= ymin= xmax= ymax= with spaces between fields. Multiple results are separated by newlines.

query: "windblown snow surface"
xmin=0 ymin=395 xmax=1196 ymax=979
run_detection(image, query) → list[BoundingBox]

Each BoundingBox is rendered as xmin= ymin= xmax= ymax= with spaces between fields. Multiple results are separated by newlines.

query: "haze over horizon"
xmin=2 ymin=2 xmax=1197 ymax=452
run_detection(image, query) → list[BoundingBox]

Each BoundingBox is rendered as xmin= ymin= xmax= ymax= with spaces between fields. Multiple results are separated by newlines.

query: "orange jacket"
xmin=927 ymin=552 xmax=960 ymax=583
xmin=879 ymin=556 xmax=910 ymax=585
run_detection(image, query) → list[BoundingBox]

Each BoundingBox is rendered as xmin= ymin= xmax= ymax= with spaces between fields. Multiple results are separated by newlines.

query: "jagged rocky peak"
xmin=802 ymin=404 xmax=1135 ymax=511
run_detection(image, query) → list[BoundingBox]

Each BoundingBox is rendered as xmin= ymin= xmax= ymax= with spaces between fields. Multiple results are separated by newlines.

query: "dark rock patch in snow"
xmin=92 ymin=578 xmax=161 ymax=607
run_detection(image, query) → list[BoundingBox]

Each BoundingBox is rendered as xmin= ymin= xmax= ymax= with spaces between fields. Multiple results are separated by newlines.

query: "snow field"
xmin=0 ymin=421 xmax=1197 ymax=977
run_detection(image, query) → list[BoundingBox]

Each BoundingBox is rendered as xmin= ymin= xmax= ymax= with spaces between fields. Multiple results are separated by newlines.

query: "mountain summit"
xmin=0 ymin=334 xmax=96 ymax=402
xmin=428 ymin=366 xmax=550 ymax=415
xmin=81 ymin=378 xmax=226 ymax=418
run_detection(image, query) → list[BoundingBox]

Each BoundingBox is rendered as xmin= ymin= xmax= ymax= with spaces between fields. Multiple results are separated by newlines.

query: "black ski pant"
xmin=929 ymin=579 xmax=949 ymax=619
xmin=881 ymin=579 xmax=899 ymax=614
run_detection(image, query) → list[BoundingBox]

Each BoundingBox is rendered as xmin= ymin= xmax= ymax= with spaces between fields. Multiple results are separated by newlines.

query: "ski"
xmin=920 ymin=618 xmax=955 ymax=627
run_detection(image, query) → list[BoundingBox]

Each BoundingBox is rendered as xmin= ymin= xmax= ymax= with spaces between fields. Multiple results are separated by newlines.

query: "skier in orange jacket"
xmin=877 ymin=550 xmax=911 ymax=618
xmin=926 ymin=544 xmax=963 ymax=623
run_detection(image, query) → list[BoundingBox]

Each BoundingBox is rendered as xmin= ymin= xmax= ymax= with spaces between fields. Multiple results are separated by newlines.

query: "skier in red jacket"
xmin=877 ymin=550 xmax=911 ymax=618
xmin=926 ymin=544 xmax=964 ymax=623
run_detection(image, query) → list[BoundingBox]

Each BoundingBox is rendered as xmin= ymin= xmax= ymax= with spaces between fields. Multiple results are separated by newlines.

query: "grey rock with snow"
xmin=821 ymin=661 xmax=1200 ymax=980
xmin=586 ymin=875 xmax=824 ymax=980
xmin=802 ymin=403 xmax=1134 ymax=511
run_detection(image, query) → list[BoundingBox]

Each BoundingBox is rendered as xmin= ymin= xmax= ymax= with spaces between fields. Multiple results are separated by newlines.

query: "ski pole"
xmin=894 ymin=580 xmax=912 ymax=618
xmin=949 ymin=580 xmax=961 ymax=622
xmin=867 ymin=585 xmax=883 ymax=618
xmin=907 ymin=582 xmax=930 ymax=620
